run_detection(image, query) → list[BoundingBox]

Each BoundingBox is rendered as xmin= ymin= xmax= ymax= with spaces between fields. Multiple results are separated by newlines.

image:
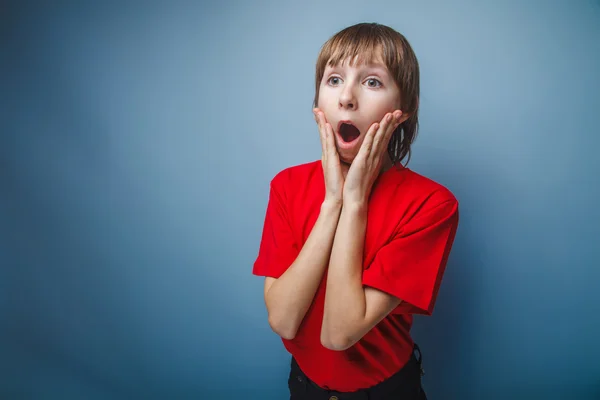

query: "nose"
xmin=338 ymin=85 xmax=357 ymax=110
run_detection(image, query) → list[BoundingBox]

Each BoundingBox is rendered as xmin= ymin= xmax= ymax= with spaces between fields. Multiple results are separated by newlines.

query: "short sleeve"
xmin=252 ymin=175 xmax=300 ymax=278
xmin=362 ymin=198 xmax=459 ymax=315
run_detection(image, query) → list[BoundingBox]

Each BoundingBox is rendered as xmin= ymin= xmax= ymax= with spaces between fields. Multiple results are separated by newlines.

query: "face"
xmin=317 ymin=55 xmax=404 ymax=165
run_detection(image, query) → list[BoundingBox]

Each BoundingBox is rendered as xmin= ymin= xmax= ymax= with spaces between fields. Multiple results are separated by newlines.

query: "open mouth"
xmin=338 ymin=121 xmax=361 ymax=143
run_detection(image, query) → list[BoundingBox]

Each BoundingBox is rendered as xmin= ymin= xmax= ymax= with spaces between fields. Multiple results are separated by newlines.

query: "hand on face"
xmin=343 ymin=110 xmax=403 ymax=205
xmin=313 ymin=108 xmax=403 ymax=206
xmin=314 ymin=108 xmax=345 ymax=204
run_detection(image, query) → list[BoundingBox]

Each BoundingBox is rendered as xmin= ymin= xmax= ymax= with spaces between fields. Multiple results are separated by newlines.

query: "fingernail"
xmin=386 ymin=114 xmax=392 ymax=122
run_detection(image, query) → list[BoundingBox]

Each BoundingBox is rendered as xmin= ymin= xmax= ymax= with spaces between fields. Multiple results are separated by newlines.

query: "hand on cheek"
xmin=313 ymin=108 xmax=345 ymax=204
xmin=343 ymin=110 xmax=403 ymax=205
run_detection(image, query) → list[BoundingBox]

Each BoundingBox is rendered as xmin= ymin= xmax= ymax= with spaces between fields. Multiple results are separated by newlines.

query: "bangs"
xmin=317 ymin=24 xmax=400 ymax=70
xmin=326 ymin=36 xmax=383 ymax=67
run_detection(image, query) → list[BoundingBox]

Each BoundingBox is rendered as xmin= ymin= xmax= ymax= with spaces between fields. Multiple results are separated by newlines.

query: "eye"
xmin=327 ymin=76 xmax=342 ymax=86
xmin=365 ymin=78 xmax=382 ymax=88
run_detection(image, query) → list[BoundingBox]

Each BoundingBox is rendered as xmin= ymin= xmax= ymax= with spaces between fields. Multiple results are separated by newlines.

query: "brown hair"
xmin=314 ymin=23 xmax=420 ymax=166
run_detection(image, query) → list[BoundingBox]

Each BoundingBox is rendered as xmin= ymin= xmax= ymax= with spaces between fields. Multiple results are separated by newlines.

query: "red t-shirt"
xmin=253 ymin=160 xmax=459 ymax=391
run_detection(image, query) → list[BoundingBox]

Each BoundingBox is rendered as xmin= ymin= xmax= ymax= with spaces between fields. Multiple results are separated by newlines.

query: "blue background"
xmin=2 ymin=1 xmax=599 ymax=399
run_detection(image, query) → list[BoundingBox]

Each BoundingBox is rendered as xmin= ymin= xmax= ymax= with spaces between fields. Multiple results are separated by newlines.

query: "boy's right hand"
xmin=314 ymin=108 xmax=344 ymax=204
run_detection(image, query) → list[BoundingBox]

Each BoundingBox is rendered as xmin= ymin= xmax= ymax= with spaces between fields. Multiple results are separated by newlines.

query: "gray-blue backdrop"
xmin=2 ymin=1 xmax=599 ymax=399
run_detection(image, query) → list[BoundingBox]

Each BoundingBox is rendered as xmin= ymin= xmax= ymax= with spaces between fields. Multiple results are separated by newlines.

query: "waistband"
xmin=290 ymin=344 xmax=424 ymax=400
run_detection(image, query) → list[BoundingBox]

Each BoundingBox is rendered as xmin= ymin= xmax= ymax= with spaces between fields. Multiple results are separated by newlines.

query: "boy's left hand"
xmin=343 ymin=110 xmax=403 ymax=206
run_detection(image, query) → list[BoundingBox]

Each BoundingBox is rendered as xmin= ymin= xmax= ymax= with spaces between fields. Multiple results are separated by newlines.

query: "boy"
xmin=253 ymin=22 xmax=459 ymax=399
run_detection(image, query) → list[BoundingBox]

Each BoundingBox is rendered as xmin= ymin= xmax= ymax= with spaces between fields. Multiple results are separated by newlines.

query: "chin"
xmin=336 ymin=143 xmax=359 ymax=163
xmin=338 ymin=153 xmax=356 ymax=166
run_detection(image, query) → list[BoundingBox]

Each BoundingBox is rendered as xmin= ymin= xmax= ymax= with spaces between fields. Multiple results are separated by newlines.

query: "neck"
xmin=381 ymin=153 xmax=393 ymax=173
xmin=340 ymin=154 xmax=394 ymax=180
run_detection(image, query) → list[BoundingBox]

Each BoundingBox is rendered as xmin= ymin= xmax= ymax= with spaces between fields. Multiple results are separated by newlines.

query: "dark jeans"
xmin=288 ymin=345 xmax=428 ymax=400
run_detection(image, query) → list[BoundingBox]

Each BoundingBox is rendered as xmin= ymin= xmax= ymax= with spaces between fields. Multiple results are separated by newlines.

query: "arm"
xmin=265 ymin=199 xmax=342 ymax=340
xmin=322 ymin=196 xmax=460 ymax=351
xmin=321 ymin=111 xmax=406 ymax=351
xmin=264 ymin=108 xmax=345 ymax=340
xmin=321 ymin=201 xmax=401 ymax=351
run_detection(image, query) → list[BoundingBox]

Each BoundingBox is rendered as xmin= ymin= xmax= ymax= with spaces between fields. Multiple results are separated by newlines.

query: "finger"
xmin=314 ymin=109 xmax=327 ymax=152
xmin=384 ymin=110 xmax=403 ymax=147
xmin=318 ymin=120 xmax=326 ymax=154
xmin=316 ymin=110 xmax=330 ymax=132
xmin=373 ymin=111 xmax=401 ymax=162
xmin=389 ymin=110 xmax=403 ymax=138
xmin=385 ymin=113 xmax=401 ymax=145
xmin=315 ymin=109 xmax=323 ymax=129
xmin=357 ymin=121 xmax=380 ymax=160
xmin=316 ymin=110 xmax=334 ymax=154
xmin=325 ymin=122 xmax=338 ymax=156
xmin=372 ymin=112 xmax=394 ymax=153
xmin=385 ymin=111 xmax=401 ymax=143
xmin=315 ymin=109 xmax=328 ymax=121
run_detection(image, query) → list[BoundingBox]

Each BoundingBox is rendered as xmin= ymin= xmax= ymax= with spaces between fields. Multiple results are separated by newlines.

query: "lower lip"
xmin=335 ymin=130 xmax=361 ymax=150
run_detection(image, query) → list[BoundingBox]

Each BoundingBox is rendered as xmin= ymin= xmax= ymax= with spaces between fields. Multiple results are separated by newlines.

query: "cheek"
xmin=369 ymin=86 xmax=402 ymax=108
xmin=318 ymin=86 xmax=335 ymax=105
xmin=370 ymin=94 xmax=402 ymax=116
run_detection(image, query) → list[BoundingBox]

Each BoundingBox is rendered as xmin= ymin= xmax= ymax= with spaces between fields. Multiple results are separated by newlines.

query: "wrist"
xmin=342 ymin=187 xmax=369 ymax=208
xmin=322 ymin=197 xmax=343 ymax=212
xmin=342 ymin=200 xmax=368 ymax=214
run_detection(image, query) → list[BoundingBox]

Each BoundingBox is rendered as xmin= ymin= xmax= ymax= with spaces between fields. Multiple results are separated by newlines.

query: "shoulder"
xmin=382 ymin=166 xmax=459 ymax=224
xmin=401 ymin=167 xmax=458 ymax=207
xmin=269 ymin=160 xmax=322 ymax=192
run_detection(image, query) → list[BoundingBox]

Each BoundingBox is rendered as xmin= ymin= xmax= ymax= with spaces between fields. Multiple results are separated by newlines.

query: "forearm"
xmin=266 ymin=199 xmax=342 ymax=339
xmin=322 ymin=201 xmax=368 ymax=348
